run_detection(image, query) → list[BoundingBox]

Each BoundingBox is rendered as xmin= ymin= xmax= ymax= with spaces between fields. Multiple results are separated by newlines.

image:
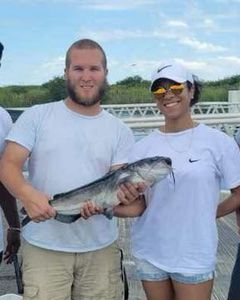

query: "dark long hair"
xmin=0 ymin=42 xmax=4 ymax=62
xmin=187 ymin=75 xmax=202 ymax=106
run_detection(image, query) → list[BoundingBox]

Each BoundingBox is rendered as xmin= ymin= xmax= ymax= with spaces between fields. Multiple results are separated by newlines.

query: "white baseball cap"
xmin=150 ymin=62 xmax=194 ymax=91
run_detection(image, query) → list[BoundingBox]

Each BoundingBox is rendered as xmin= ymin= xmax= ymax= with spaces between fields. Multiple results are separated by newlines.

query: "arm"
xmin=0 ymin=182 xmax=20 ymax=228
xmin=113 ymin=194 xmax=146 ymax=218
xmin=0 ymin=182 xmax=21 ymax=263
xmin=0 ymin=141 xmax=56 ymax=223
xmin=216 ymin=186 xmax=240 ymax=218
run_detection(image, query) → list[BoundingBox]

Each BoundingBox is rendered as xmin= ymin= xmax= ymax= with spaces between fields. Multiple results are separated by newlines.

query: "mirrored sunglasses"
xmin=153 ymin=83 xmax=185 ymax=97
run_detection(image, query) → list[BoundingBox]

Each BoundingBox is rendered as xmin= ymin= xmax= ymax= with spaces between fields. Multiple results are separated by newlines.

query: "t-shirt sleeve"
xmin=0 ymin=108 xmax=12 ymax=154
xmin=235 ymin=128 xmax=240 ymax=146
xmin=219 ymin=135 xmax=240 ymax=189
xmin=111 ymin=124 xmax=135 ymax=166
xmin=7 ymin=106 xmax=39 ymax=152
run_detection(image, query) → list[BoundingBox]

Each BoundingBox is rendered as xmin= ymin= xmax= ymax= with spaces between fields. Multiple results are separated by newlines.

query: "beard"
xmin=66 ymin=79 xmax=108 ymax=107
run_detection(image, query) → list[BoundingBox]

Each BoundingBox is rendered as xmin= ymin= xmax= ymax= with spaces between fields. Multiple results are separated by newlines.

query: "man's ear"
xmin=105 ymin=68 xmax=108 ymax=76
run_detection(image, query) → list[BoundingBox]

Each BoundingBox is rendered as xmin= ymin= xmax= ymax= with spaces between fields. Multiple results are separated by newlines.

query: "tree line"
xmin=0 ymin=74 xmax=240 ymax=108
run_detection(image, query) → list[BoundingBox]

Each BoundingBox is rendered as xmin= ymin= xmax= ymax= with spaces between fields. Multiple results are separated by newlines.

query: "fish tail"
xmin=54 ymin=213 xmax=82 ymax=223
xmin=103 ymin=208 xmax=114 ymax=219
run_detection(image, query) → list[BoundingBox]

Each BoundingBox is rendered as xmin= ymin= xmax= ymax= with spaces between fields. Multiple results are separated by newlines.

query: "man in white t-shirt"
xmin=0 ymin=42 xmax=21 ymax=265
xmin=0 ymin=39 xmax=144 ymax=300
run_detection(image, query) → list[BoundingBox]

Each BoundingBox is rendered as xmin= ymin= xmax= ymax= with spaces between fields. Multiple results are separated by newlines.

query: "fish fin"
xmin=54 ymin=213 xmax=81 ymax=223
xmin=103 ymin=208 xmax=114 ymax=220
xmin=22 ymin=215 xmax=31 ymax=227
xmin=22 ymin=213 xmax=82 ymax=226
xmin=52 ymin=192 xmax=67 ymax=200
xmin=117 ymin=174 xmax=132 ymax=186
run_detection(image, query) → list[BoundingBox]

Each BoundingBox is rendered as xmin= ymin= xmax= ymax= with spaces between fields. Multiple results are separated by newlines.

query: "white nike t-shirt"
xmin=130 ymin=124 xmax=240 ymax=273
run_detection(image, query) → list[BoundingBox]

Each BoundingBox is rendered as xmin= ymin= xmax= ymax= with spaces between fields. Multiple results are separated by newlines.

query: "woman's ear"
xmin=190 ymin=85 xmax=195 ymax=100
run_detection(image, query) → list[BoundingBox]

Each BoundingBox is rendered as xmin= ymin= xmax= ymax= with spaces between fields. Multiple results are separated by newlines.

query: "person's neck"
xmin=162 ymin=117 xmax=195 ymax=133
xmin=64 ymin=98 xmax=102 ymax=116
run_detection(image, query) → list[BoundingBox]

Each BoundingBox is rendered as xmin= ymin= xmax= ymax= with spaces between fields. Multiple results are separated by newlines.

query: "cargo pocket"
xmin=23 ymin=286 xmax=39 ymax=299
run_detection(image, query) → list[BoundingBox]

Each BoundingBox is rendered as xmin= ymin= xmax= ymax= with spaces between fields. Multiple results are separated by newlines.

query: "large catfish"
xmin=22 ymin=156 xmax=173 ymax=226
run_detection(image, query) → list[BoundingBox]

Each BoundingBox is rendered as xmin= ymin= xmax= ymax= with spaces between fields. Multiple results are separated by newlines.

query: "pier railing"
xmin=6 ymin=102 xmax=240 ymax=136
xmin=6 ymin=101 xmax=240 ymax=122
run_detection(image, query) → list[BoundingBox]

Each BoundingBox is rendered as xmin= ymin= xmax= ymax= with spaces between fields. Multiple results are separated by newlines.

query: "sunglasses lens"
xmin=153 ymin=87 xmax=166 ymax=95
xmin=170 ymin=84 xmax=184 ymax=95
xmin=153 ymin=83 xmax=184 ymax=98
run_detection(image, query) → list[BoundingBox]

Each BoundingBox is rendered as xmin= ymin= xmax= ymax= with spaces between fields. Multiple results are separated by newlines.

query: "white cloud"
xmin=202 ymin=18 xmax=216 ymax=30
xmin=31 ymin=56 xmax=65 ymax=83
xmin=81 ymin=0 xmax=158 ymax=10
xmin=174 ymin=59 xmax=207 ymax=71
xmin=7 ymin=0 xmax=159 ymax=9
xmin=77 ymin=29 xmax=149 ymax=41
xmin=179 ymin=37 xmax=227 ymax=52
xmin=77 ymin=28 xmax=175 ymax=42
xmin=78 ymin=29 xmax=228 ymax=54
xmin=166 ymin=20 xmax=188 ymax=28
xmin=218 ymin=56 xmax=240 ymax=65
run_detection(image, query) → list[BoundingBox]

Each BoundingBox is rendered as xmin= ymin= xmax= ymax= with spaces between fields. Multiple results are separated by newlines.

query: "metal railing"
xmin=6 ymin=102 xmax=240 ymax=137
xmin=6 ymin=101 xmax=240 ymax=122
xmin=102 ymin=102 xmax=240 ymax=118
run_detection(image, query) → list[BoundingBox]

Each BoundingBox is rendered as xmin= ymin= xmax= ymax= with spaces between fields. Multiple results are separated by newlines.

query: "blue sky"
xmin=0 ymin=0 xmax=239 ymax=86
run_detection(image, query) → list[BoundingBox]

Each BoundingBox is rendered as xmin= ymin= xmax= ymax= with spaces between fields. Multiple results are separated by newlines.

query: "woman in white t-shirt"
xmin=129 ymin=62 xmax=240 ymax=300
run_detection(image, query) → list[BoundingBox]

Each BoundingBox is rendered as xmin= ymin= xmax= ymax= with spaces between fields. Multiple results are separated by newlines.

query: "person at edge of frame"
xmin=0 ymin=39 xmax=146 ymax=300
xmin=119 ymin=62 xmax=240 ymax=300
xmin=0 ymin=41 xmax=21 ymax=266
xmin=226 ymin=127 xmax=240 ymax=300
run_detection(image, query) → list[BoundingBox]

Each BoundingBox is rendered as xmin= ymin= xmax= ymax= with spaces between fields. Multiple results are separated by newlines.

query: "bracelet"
xmin=8 ymin=227 xmax=21 ymax=232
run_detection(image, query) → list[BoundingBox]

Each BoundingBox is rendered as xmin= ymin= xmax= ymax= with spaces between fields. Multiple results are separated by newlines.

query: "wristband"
xmin=8 ymin=227 xmax=21 ymax=232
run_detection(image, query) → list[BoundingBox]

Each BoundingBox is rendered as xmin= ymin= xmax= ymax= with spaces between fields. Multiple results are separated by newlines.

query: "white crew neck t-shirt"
xmin=130 ymin=124 xmax=240 ymax=274
xmin=7 ymin=100 xmax=134 ymax=252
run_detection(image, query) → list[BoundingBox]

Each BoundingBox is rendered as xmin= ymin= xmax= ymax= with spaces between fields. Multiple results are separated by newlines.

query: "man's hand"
xmin=4 ymin=228 xmax=21 ymax=264
xmin=21 ymin=188 xmax=56 ymax=223
xmin=117 ymin=182 xmax=147 ymax=205
xmin=80 ymin=201 xmax=103 ymax=219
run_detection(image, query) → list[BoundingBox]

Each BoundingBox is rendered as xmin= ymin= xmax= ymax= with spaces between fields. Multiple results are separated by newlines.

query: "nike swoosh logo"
xmin=157 ymin=65 xmax=172 ymax=73
xmin=189 ymin=159 xmax=200 ymax=163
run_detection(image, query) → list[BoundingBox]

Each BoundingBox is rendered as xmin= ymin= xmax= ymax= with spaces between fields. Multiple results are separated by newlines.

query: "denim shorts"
xmin=135 ymin=258 xmax=214 ymax=284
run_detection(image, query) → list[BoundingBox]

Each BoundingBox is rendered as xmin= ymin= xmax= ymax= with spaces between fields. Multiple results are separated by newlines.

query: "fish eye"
xmin=165 ymin=157 xmax=172 ymax=166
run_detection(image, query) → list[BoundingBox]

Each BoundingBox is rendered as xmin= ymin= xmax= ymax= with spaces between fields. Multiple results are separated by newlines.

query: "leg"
xmin=22 ymin=241 xmax=74 ymax=300
xmin=142 ymin=280 xmax=174 ymax=300
xmin=227 ymin=243 xmax=240 ymax=300
xmin=172 ymin=278 xmax=213 ymax=300
xmin=134 ymin=257 xmax=174 ymax=300
xmin=72 ymin=242 xmax=124 ymax=300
